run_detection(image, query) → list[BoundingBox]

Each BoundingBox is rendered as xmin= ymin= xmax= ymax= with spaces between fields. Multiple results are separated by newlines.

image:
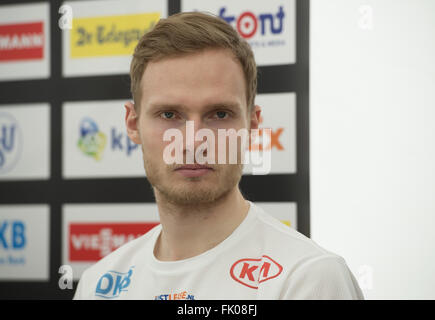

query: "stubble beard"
xmin=143 ymin=154 xmax=244 ymax=208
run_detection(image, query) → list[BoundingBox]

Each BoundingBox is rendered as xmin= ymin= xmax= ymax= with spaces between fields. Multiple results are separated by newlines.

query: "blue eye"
xmin=215 ymin=111 xmax=228 ymax=119
xmin=161 ymin=111 xmax=175 ymax=119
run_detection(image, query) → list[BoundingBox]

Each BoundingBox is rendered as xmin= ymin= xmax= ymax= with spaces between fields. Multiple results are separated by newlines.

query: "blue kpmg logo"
xmin=78 ymin=117 xmax=138 ymax=161
xmin=95 ymin=266 xmax=134 ymax=299
xmin=0 ymin=112 xmax=22 ymax=175
xmin=219 ymin=6 xmax=285 ymax=39
xmin=0 ymin=220 xmax=27 ymax=266
xmin=110 ymin=127 xmax=138 ymax=156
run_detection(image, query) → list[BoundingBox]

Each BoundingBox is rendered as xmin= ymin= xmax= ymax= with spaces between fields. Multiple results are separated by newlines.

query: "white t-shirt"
xmin=73 ymin=201 xmax=364 ymax=300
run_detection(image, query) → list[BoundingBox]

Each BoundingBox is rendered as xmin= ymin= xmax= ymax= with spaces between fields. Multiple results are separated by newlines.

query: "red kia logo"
xmin=230 ymin=255 xmax=283 ymax=289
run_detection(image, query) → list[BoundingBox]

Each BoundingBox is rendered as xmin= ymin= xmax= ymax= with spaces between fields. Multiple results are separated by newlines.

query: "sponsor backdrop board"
xmin=181 ymin=0 xmax=296 ymax=66
xmin=243 ymin=93 xmax=297 ymax=175
xmin=62 ymin=0 xmax=167 ymax=77
xmin=0 ymin=0 xmax=309 ymax=299
xmin=0 ymin=2 xmax=50 ymax=81
xmin=62 ymin=203 xmax=160 ymax=279
xmin=0 ymin=103 xmax=50 ymax=180
xmin=62 ymin=100 xmax=143 ymax=179
xmin=0 ymin=205 xmax=50 ymax=281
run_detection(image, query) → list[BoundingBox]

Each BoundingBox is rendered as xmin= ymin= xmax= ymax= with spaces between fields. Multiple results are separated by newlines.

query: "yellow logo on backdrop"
xmin=70 ymin=12 xmax=161 ymax=58
xmin=281 ymin=220 xmax=291 ymax=227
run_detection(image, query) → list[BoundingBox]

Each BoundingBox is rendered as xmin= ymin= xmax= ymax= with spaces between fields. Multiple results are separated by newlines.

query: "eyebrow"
xmin=147 ymin=101 xmax=242 ymax=114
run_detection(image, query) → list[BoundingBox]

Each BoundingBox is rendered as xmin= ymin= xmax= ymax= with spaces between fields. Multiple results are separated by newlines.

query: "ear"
xmin=125 ymin=101 xmax=142 ymax=145
xmin=250 ymin=105 xmax=262 ymax=130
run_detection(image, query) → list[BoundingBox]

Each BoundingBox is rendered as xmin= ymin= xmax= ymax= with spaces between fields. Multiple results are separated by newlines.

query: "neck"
xmin=153 ymin=186 xmax=250 ymax=261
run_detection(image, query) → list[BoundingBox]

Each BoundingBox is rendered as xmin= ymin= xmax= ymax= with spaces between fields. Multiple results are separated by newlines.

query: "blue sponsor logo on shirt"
xmin=95 ymin=266 xmax=134 ymax=299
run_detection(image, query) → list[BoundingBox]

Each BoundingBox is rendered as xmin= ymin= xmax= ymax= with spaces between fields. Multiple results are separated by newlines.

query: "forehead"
xmin=139 ymin=48 xmax=247 ymax=111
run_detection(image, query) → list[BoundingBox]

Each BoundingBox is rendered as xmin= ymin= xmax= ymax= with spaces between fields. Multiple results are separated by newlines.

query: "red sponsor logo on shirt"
xmin=69 ymin=222 xmax=158 ymax=262
xmin=0 ymin=22 xmax=44 ymax=61
xmin=230 ymin=255 xmax=283 ymax=289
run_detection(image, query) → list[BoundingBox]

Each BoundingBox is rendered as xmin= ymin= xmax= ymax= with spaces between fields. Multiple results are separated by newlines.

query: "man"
xmin=74 ymin=12 xmax=363 ymax=300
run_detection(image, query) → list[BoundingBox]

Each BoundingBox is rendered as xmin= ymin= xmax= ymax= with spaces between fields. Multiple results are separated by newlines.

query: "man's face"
xmin=126 ymin=48 xmax=260 ymax=206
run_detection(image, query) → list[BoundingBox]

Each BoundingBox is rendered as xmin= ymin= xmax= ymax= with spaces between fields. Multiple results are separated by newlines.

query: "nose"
xmin=182 ymin=116 xmax=210 ymax=164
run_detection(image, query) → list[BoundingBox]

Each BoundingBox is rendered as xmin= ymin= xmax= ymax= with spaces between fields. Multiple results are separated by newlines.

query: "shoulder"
xmin=251 ymin=202 xmax=334 ymax=259
xmin=249 ymin=203 xmax=363 ymax=299
xmin=73 ymin=224 xmax=161 ymax=299
xmin=280 ymin=254 xmax=364 ymax=299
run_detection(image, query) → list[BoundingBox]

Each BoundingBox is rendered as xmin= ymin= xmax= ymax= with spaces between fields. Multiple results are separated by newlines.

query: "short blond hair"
xmin=130 ymin=11 xmax=257 ymax=113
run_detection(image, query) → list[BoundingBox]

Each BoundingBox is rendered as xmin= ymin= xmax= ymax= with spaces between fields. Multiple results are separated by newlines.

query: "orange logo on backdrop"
xmin=249 ymin=115 xmax=284 ymax=151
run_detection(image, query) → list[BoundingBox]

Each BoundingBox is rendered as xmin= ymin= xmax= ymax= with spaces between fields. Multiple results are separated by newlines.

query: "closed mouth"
xmin=174 ymin=164 xmax=213 ymax=170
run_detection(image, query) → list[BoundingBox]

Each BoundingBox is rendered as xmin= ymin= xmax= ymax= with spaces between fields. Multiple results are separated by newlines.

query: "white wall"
xmin=310 ymin=0 xmax=435 ymax=299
